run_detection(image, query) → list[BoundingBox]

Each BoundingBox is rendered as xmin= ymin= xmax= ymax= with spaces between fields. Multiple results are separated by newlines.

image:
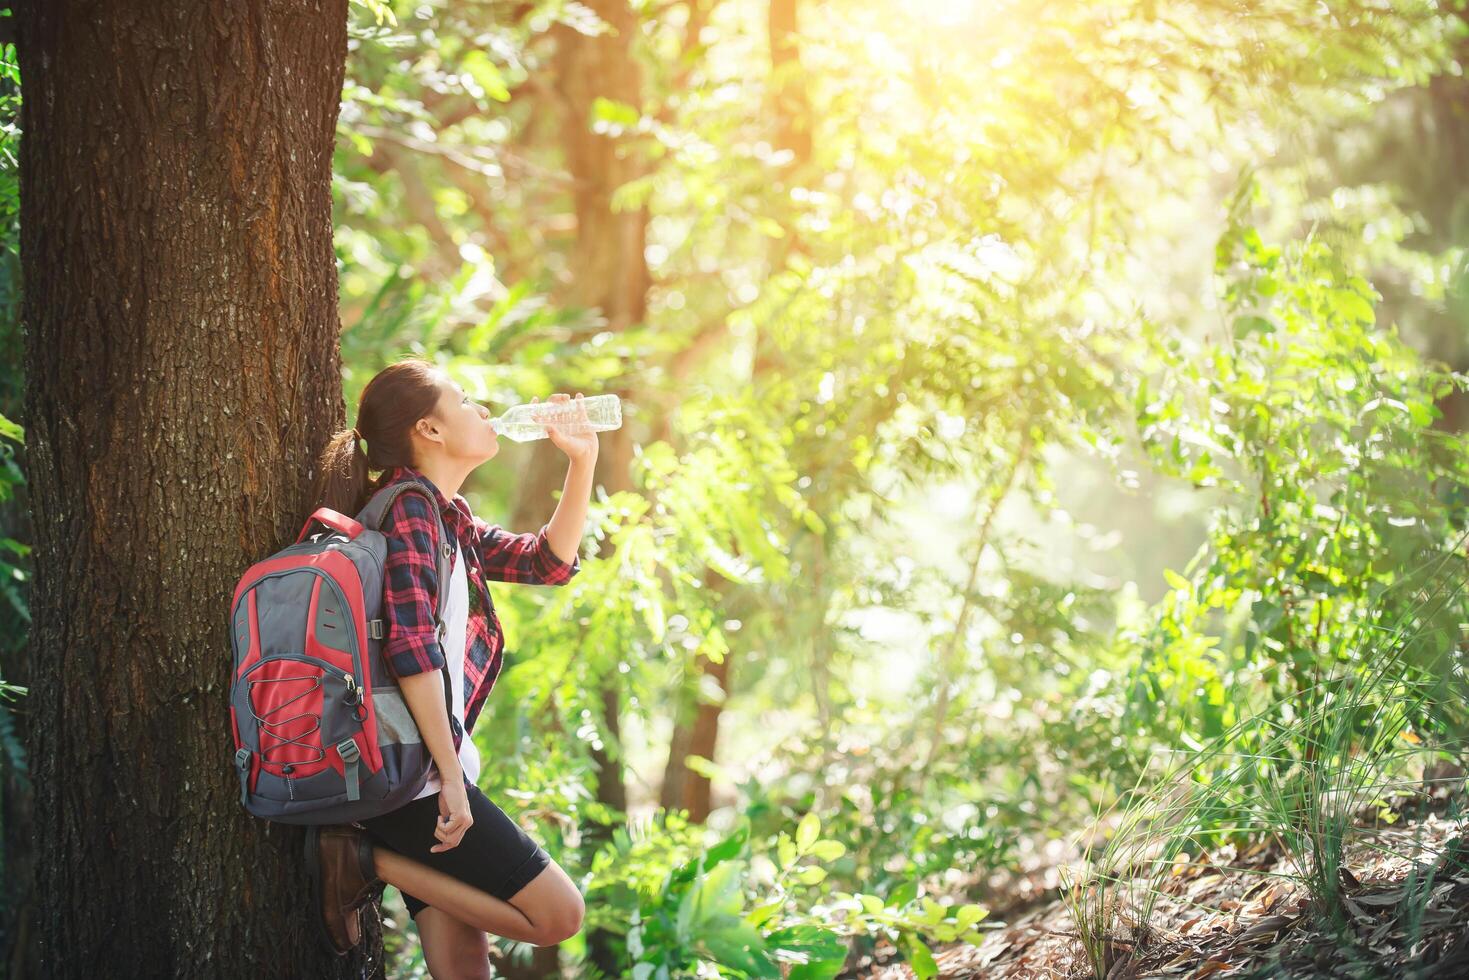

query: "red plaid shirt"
xmin=376 ymin=465 xmax=581 ymax=748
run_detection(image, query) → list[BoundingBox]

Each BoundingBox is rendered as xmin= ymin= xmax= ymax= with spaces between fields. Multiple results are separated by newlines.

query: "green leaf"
xmin=755 ymin=217 xmax=787 ymax=239
xmin=765 ymin=924 xmax=848 ymax=958
xmin=901 ymin=932 xmax=939 ymax=980
xmin=348 ymin=0 xmax=397 ymax=26
xmin=611 ymin=174 xmax=658 ymax=213
xmin=1408 ymin=400 xmax=1438 ymax=426
xmin=685 ymin=752 xmax=727 ymax=782
xmin=794 ymin=865 xmax=826 ymax=884
xmin=801 ymin=508 xmax=827 ymax=535
xmin=460 ymin=50 xmax=511 ymax=102
xmin=1163 ymin=568 xmax=1191 ymax=592
xmin=1232 ymin=315 xmax=1274 ymax=339
xmin=769 ymin=925 xmax=849 ymax=980
xmin=955 ymin=904 xmax=989 ymax=929
xmin=592 ymin=96 xmax=641 ymax=128
xmin=888 ymin=880 xmax=918 ymax=907
xmin=787 ymin=959 xmax=849 ymax=980
xmin=702 ymin=819 xmax=750 ymax=867
xmin=642 ymin=596 xmax=666 ymax=644
xmin=777 ymin=833 xmax=797 ymax=869
xmin=676 ymin=872 xmax=701 ymax=941
xmin=706 ymin=545 xmax=752 ymax=584
xmin=808 ymin=839 xmax=846 ymax=862
xmin=702 ymin=923 xmax=779 ymax=979
xmin=796 ymin=810 xmax=820 ymax=851
xmin=745 ymin=896 xmax=785 ymax=931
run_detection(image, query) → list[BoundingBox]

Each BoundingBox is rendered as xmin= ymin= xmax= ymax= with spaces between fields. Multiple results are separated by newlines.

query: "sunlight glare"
xmin=907 ymin=0 xmax=983 ymax=28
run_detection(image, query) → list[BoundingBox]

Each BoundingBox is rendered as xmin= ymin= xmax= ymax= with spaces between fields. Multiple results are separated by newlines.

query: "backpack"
xmin=228 ymin=480 xmax=455 ymax=825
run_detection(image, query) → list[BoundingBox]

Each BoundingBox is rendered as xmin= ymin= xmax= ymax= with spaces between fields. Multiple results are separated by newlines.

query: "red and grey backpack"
xmin=228 ymin=480 xmax=454 ymax=825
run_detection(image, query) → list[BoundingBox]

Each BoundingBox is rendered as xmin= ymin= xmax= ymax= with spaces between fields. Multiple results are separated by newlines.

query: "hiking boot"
xmin=306 ymin=824 xmax=381 ymax=955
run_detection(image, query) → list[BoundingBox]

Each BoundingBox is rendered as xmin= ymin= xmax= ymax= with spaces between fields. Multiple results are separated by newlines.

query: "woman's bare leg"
xmin=371 ymin=846 xmax=585 ymax=947
xmin=415 ymin=906 xmax=492 ymax=980
xmin=372 ymin=847 xmax=541 ymax=943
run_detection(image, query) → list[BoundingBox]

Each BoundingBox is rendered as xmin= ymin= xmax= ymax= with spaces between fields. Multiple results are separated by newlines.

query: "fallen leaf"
xmin=1352 ymin=892 xmax=1404 ymax=908
xmin=1232 ymin=914 xmax=1296 ymax=945
xmin=1243 ymin=884 xmax=1282 ymax=916
xmin=1342 ymin=895 xmax=1372 ymax=924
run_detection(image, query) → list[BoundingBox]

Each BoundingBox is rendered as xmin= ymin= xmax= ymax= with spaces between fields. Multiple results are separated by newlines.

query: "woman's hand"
xmin=534 ymin=392 xmax=599 ymax=466
xmin=431 ymin=777 xmax=474 ymax=853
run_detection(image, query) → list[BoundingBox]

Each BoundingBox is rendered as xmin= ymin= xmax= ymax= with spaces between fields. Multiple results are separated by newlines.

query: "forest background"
xmin=3 ymin=0 xmax=1469 ymax=977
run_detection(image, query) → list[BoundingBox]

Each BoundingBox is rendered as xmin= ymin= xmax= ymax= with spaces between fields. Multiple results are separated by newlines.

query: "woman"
xmin=307 ymin=357 xmax=594 ymax=974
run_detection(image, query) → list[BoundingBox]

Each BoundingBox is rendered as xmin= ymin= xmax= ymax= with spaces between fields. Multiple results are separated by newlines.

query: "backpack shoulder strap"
xmin=358 ymin=481 xmax=453 ymax=638
xmin=359 ymin=480 xmax=461 ymax=747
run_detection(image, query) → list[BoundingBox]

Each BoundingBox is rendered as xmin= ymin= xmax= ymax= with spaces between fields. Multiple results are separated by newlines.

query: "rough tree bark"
xmin=15 ymin=2 xmax=367 ymax=976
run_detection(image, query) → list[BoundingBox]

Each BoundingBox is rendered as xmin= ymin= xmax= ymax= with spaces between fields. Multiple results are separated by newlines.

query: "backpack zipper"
xmin=233 ymin=568 xmax=365 ymax=698
xmin=244 ymin=651 xmax=353 ymax=686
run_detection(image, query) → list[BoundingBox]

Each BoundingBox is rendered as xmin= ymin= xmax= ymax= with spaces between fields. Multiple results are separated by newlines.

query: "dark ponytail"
xmin=312 ymin=357 xmax=446 ymax=517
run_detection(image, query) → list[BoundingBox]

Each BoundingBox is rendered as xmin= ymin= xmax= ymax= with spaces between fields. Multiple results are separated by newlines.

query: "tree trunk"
xmin=768 ymin=0 xmax=812 ymax=166
xmin=660 ymin=642 xmax=732 ymax=824
xmin=659 ymin=568 xmax=731 ymax=823
xmin=15 ymin=2 xmax=359 ymax=976
xmin=657 ymin=0 xmax=811 ymax=827
xmin=499 ymin=4 xmax=650 ymax=975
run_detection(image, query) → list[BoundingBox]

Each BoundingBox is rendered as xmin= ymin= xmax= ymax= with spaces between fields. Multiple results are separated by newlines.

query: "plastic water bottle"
xmin=489 ymin=393 xmax=623 ymax=443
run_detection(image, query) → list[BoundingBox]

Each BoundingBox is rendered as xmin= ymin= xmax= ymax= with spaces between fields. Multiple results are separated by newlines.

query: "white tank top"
xmin=412 ymin=541 xmax=482 ymax=800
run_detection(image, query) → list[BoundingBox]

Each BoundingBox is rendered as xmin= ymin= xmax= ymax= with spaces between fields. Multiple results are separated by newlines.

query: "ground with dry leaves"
xmin=844 ymin=803 xmax=1469 ymax=979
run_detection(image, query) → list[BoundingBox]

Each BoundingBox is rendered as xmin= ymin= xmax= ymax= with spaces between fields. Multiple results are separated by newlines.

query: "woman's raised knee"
xmin=530 ymin=893 xmax=585 ymax=946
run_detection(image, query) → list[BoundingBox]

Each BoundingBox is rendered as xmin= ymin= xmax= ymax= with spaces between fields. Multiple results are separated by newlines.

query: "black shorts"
xmin=356 ymin=781 xmax=552 ymax=920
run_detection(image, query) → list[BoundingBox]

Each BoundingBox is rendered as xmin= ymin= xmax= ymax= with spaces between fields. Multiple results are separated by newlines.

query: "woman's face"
xmin=422 ymin=374 xmax=499 ymax=463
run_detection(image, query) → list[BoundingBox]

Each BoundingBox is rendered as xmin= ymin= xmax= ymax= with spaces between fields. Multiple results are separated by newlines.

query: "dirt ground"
xmin=848 ymin=804 xmax=1469 ymax=979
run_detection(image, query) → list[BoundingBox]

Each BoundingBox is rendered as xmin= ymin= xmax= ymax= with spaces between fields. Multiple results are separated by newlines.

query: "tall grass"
xmin=1062 ymin=534 xmax=1469 ymax=979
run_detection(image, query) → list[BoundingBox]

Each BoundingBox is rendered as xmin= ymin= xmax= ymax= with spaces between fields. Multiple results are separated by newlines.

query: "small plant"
xmin=621 ymin=813 xmax=845 ymax=979
xmin=607 ymin=808 xmax=988 ymax=979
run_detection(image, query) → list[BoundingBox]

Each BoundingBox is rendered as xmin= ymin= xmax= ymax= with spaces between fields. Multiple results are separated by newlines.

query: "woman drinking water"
xmin=307 ymin=357 xmax=594 ymax=975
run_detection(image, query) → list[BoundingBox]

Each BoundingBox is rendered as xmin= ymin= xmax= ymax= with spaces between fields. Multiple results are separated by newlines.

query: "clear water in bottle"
xmin=490 ymin=393 xmax=623 ymax=443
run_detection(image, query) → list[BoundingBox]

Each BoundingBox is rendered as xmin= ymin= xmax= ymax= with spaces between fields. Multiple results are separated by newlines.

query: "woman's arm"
xmin=380 ymin=489 xmax=461 ymax=777
xmin=469 ymin=394 xmax=596 ymax=582
xmin=540 ymin=395 xmax=596 ymax=564
xmin=545 ymin=457 xmax=594 ymax=565
xmin=469 ymin=459 xmax=592 ymax=585
xmin=399 ymin=670 xmax=462 ymax=784
xmin=469 ymin=518 xmax=582 ymax=585
xmin=381 ymin=487 xmax=474 ymax=848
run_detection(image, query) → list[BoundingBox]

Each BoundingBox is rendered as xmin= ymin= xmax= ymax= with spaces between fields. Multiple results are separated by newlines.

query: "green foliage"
xmin=316 ymin=0 xmax=1469 ymax=968
xmin=0 ymin=405 xmax=26 ymax=784
xmin=1096 ymin=217 xmax=1469 ymax=802
xmin=583 ymin=807 xmax=985 ymax=979
xmin=0 ymin=25 xmax=27 ymax=952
